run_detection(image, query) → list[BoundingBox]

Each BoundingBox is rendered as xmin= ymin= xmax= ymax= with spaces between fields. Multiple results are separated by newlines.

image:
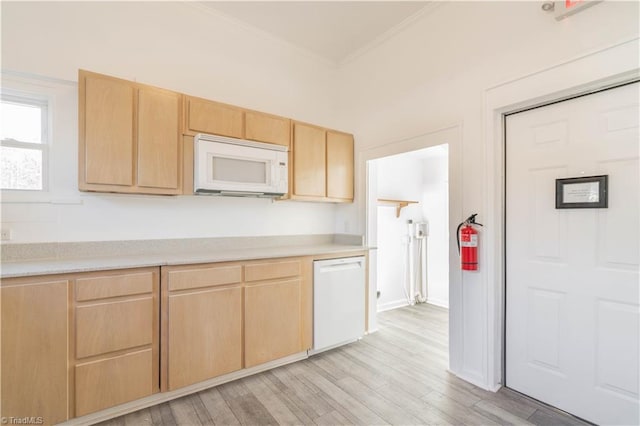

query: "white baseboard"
xmin=377 ymin=299 xmax=409 ymax=312
xmin=426 ymin=297 xmax=449 ymax=309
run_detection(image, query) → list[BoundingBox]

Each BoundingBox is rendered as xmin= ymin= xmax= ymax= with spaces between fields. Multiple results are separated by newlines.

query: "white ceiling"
xmin=199 ymin=1 xmax=431 ymax=64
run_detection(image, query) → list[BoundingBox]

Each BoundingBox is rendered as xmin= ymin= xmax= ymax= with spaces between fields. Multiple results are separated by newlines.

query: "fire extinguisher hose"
xmin=456 ymin=221 xmax=464 ymax=255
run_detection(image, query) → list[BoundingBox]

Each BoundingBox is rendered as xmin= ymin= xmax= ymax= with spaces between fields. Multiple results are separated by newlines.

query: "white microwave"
xmin=194 ymin=133 xmax=288 ymax=197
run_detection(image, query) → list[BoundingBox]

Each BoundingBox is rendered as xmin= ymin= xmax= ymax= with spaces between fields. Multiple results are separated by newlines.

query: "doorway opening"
xmin=368 ymin=144 xmax=449 ymax=313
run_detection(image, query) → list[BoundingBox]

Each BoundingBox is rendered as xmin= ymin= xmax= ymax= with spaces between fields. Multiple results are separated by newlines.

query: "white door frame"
xmin=484 ymin=37 xmax=639 ymax=391
xmin=360 ymin=124 xmax=462 ymax=343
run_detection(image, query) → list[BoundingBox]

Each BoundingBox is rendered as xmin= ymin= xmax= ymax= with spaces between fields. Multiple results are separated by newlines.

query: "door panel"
xmin=137 ymin=88 xmax=181 ymax=190
xmin=597 ymin=158 xmax=639 ymax=267
xmin=84 ymin=75 xmax=134 ymax=186
xmin=326 ymin=131 xmax=354 ymax=200
xmin=526 ymin=288 xmax=566 ymax=373
xmin=1 ymin=281 xmax=69 ymax=424
xmin=292 ymin=122 xmax=326 ymax=197
xmin=506 ymin=82 xmax=639 ymax=425
xmin=244 ymin=279 xmax=302 ymax=368
xmin=187 ymin=97 xmax=243 ymax=138
xmin=167 ymin=286 xmax=242 ymax=390
xmin=595 ymin=300 xmax=639 ymax=398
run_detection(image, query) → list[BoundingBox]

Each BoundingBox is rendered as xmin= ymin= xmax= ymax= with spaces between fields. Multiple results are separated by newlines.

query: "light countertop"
xmin=1 ymin=241 xmax=370 ymax=279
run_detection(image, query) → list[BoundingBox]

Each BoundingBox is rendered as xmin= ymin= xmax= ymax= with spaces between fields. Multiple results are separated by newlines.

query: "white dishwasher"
xmin=312 ymin=256 xmax=366 ymax=354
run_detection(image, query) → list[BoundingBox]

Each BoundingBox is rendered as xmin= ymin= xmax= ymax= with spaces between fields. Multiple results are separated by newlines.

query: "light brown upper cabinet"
xmin=292 ymin=122 xmax=326 ymax=198
xmin=79 ymin=70 xmax=182 ymax=195
xmin=326 ymin=130 xmax=354 ymax=201
xmin=290 ymin=122 xmax=354 ymax=202
xmin=184 ymin=96 xmax=291 ymax=147
xmin=184 ymin=96 xmax=243 ymax=138
xmin=245 ymin=110 xmax=290 ymax=147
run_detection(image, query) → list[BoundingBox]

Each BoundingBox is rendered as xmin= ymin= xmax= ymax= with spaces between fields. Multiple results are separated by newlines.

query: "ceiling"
xmin=199 ymin=1 xmax=431 ymax=64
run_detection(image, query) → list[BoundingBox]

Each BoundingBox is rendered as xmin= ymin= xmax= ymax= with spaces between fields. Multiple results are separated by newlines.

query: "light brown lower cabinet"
xmin=162 ymin=257 xmax=312 ymax=389
xmin=166 ymin=285 xmax=243 ymax=390
xmin=244 ymin=278 xmax=302 ymax=367
xmin=72 ymin=268 xmax=160 ymax=417
xmin=0 ymin=267 xmax=160 ymax=424
xmin=1 ymin=279 xmax=70 ymax=425
xmin=162 ymin=263 xmax=244 ymax=391
xmin=0 ymin=253 xmax=340 ymax=423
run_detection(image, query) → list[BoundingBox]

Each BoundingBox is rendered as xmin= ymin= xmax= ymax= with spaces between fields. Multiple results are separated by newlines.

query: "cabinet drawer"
xmin=76 ymin=271 xmax=154 ymax=301
xmin=167 ymin=265 xmax=242 ymax=291
xmin=76 ymin=297 xmax=153 ymax=358
xmin=245 ymin=259 xmax=301 ymax=282
xmin=75 ymin=349 xmax=153 ymax=417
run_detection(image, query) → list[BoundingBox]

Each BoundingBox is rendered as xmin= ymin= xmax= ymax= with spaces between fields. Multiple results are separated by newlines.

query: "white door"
xmin=506 ymin=82 xmax=639 ymax=425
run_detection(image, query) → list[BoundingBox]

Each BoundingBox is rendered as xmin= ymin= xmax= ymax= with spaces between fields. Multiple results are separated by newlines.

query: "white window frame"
xmin=1 ymin=90 xmax=50 ymax=192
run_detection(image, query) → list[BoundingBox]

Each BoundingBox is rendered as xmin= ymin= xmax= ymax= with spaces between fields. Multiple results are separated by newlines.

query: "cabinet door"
xmin=167 ymin=286 xmax=242 ymax=390
xmin=1 ymin=281 xmax=69 ymax=425
xmin=245 ymin=111 xmax=290 ymax=147
xmin=137 ymin=88 xmax=181 ymax=191
xmin=81 ymin=72 xmax=134 ymax=187
xmin=187 ymin=97 xmax=243 ymax=138
xmin=292 ymin=122 xmax=326 ymax=197
xmin=244 ymin=279 xmax=302 ymax=368
xmin=326 ymin=131 xmax=354 ymax=201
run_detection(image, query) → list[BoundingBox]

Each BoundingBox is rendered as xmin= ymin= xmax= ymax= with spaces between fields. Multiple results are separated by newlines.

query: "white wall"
xmin=374 ymin=153 xmax=424 ymax=311
xmin=333 ymin=1 xmax=640 ymax=388
xmin=421 ymin=149 xmax=449 ymax=308
xmin=0 ymin=1 xmax=340 ymax=243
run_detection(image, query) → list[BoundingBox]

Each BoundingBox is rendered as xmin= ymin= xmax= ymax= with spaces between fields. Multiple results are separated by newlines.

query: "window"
xmin=1 ymin=93 xmax=49 ymax=191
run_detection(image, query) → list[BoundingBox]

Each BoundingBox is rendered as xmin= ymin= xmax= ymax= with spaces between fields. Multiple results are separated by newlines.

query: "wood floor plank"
xmin=98 ymin=418 xmax=124 ymax=426
xmin=243 ymin=374 xmax=310 ymax=425
xmin=169 ymin=397 xmax=204 ymax=425
xmin=469 ymin=387 xmax=540 ymax=420
xmin=351 ymin=337 xmax=479 ymax=403
xmin=291 ymin=361 xmax=388 ymax=425
xmin=372 ymin=383 xmax=456 ymax=426
xmin=312 ymin=410 xmax=352 ymax=426
xmin=473 ymin=399 xmax=536 ymax=426
xmin=186 ymin=393 xmax=214 ymax=425
xmin=257 ymin=373 xmax=316 ymax=424
xmin=335 ymin=376 xmax=424 ymax=425
xmin=97 ymin=303 xmax=589 ymax=426
xmin=218 ymin=379 xmax=279 ymax=426
xmin=149 ymin=403 xmax=177 ymax=425
xmin=422 ymin=390 xmax=502 ymax=426
xmin=309 ymin=350 xmax=389 ymax=391
xmin=528 ymin=406 xmax=590 ymax=426
xmin=266 ymin=368 xmax=334 ymax=420
xmin=198 ymin=387 xmax=240 ymax=426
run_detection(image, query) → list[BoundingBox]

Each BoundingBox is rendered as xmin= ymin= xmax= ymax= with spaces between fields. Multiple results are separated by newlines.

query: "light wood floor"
xmin=100 ymin=304 xmax=589 ymax=425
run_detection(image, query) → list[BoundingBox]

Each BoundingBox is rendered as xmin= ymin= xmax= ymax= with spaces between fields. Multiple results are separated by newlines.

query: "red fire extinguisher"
xmin=456 ymin=213 xmax=483 ymax=271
